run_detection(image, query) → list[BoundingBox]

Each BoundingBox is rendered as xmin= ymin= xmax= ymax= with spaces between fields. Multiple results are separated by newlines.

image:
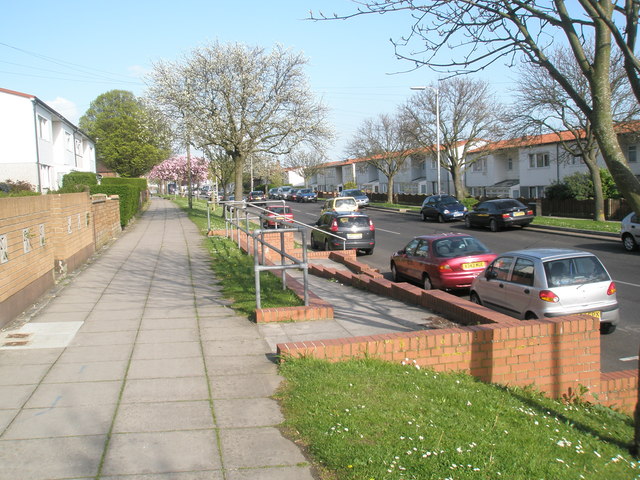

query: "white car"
xmin=621 ymin=212 xmax=640 ymax=251
xmin=470 ymin=249 xmax=618 ymax=334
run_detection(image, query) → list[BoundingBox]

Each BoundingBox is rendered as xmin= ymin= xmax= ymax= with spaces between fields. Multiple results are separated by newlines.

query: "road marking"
xmin=376 ymin=228 xmax=401 ymax=235
xmin=619 ymin=356 xmax=639 ymax=362
xmin=614 ymin=279 xmax=640 ymax=288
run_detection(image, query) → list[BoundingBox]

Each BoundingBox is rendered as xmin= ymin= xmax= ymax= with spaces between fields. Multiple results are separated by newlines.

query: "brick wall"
xmin=0 ymin=193 xmax=121 ymax=328
xmin=92 ymin=194 xmax=121 ymax=250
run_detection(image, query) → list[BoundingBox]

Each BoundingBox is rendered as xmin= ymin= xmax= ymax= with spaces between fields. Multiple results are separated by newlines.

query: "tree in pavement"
xmin=402 ymin=77 xmax=505 ymax=200
xmin=147 ymin=41 xmax=333 ymax=202
xmin=79 ymin=90 xmax=173 ymax=178
xmin=346 ymin=112 xmax=414 ymax=204
xmin=510 ymin=47 xmax=639 ymax=221
xmin=311 ymin=0 xmax=640 ymax=218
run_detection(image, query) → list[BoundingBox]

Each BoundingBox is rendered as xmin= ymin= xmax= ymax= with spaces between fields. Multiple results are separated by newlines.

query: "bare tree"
xmin=312 ymin=1 xmax=640 ymax=216
xmin=402 ymin=77 xmax=505 ymax=200
xmin=202 ymin=145 xmax=235 ymax=200
xmin=346 ymin=112 xmax=414 ymax=203
xmin=284 ymin=148 xmax=328 ymax=187
xmin=147 ymin=41 xmax=332 ymax=200
xmin=511 ymin=48 xmax=639 ymax=221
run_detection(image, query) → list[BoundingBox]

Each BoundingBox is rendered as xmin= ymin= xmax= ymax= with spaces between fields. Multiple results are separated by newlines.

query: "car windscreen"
xmin=337 ymin=216 xmax=369 ymax=228
xmin=543 ymin=256 xmax=610 ymax=287
xmin=268 ymin=207 xmax=290 ymax=214
xmin=433 ymin=237 xmax=491 ymax=258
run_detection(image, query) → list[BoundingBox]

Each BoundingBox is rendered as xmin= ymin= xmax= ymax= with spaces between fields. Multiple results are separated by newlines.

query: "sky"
xmin=0 ymin=0 xmax=514 ymax=162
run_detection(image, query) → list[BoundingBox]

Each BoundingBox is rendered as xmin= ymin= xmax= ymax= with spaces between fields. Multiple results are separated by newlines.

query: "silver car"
xmin=470 ymin=249 xmax=618 ymax=334
xmin=341 ymin=189 xmax=370 ymax=208
xmin=621 ymin=212 xmax=640 ymax=251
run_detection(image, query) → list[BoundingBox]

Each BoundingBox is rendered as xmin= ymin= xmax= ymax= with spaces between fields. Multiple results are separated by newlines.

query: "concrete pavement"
xmin=0 ymin=197 xmax=434 ymax=480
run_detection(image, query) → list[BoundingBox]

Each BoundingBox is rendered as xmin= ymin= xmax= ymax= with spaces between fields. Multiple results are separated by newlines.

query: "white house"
xmin=465 ymin=125 xmax=640 ymax=198
xmin=0 ymin=87 xmax=96 ymax=193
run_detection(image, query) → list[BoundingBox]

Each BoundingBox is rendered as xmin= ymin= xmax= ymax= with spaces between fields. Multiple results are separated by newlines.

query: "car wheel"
xmin=622 ymin=233 xmax=638 ymax=251
xmin=391 ymin=263 xmax=400 ymax=282
xmin=422 ymin=274 xmax=433 ymax=290
xmin=364 ymin=248 xmax=374 ymax=255
xmin=524 ymin=312 xmax=538 ymax=320
xmin=489 ymin=218 xmax=499 ymax=232
xmin=464 ymin=216 xmax=472 ymax=228
xmin=600 ymin=323 xmax=617 ymax=335
xmin=437 ymin=214 xmax=445 ymax=223
xmin=422 ymin=212 xmax=428 ymax=222
xmin=469 ymin=292 xmax=481 ymax=305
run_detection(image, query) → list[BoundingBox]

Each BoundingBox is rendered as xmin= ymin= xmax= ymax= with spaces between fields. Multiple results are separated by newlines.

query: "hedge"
xmin=62 ymin=172 xmax=98 ymax=188
xmin=90 ymin=184 xmax=138 ymax=227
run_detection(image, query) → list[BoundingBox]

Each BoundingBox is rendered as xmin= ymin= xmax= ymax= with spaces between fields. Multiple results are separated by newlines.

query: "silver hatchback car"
xmin=470 ymin=249 xmax=618 ymax=334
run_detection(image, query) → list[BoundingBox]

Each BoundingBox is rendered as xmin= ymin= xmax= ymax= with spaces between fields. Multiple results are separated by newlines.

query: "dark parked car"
xmin=248 ymin=191 xmax=266 ymax=203
xmin=390 ymin=233 xmax=496 ymax=290
xmin=310 ymin=211 xmax=375 ymax=255
xmin=268 ymin=187 xmax=280 ymax=199
xmin=420 ymin=195 xmax=467 ymax=222
xmin=464 ymin=198 xmax=534 ymax=232
xmin=295 ymin=188 xmax=318 ymax=202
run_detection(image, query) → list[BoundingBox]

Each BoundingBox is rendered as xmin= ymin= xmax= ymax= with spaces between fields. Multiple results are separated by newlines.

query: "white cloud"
xmin=45 ymin=97 xmax=79 ymax=124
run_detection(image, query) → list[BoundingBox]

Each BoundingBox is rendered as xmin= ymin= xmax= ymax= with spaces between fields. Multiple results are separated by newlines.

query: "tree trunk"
xmin=584 ymin=152 xmax=605 ymax=222
xmin=450 ymin=165 xmax=466 ymax=200
xmin=233 ymin=151 xmax=244 ymax=201
xmin=590 ymin=11 xmax=640 ymax=217
xmin=387 ymin=175 xmax=395 ymax=204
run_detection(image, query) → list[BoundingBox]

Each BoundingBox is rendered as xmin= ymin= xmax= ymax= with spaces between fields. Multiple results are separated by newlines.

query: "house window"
xmin=528 ymin=153 xmax=550 ymax=168
xmin=507 ymin=158 xmax=513 ymax=170
xmin=472 ymin=158 xmax=487 ymax=172
xmin=568 ymin=155 xmax=583 ymax=165
xmin=38 ymin=115 xmax=51 ymax=141
xmin=431 ymin=159 xmax=438 ymax=169
xmin=65 ymin=131 xmax=73 ymax=151
xmin=629 ymin=145 xmax=637 ymax=163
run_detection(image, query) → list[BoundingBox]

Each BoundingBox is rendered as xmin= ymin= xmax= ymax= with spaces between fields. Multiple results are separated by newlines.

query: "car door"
xmin=394 ymin=238 xmax=420 ymax=279
xmin=475 ymin=255 xmax=514 ymax=313
xmin=499 ymin=256 xmax=536 ymax=317
xmin=404 ymin=239 xmax=432 ymax=282
xmin=424 ymin=199 xmax=437 ymax=219
xmin=471 ymin=202 xmax=490 ymax=226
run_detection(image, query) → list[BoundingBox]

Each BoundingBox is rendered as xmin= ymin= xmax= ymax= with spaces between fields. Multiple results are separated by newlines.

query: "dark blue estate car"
xmin=420 ymin=195 xmax=467 ymax=222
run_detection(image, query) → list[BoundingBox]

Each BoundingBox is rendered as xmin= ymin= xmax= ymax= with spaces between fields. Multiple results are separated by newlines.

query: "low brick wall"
xmin=92 ymin=194 xmax=121 ymax=249
xmin=277 ymin=253 xmax=638 ymax=415
xmin=0 ymin=193 xmax=121 ymax=328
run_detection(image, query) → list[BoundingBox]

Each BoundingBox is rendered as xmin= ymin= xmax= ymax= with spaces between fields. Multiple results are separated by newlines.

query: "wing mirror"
xmin=485 ymin=270 xmax=498 ymax=280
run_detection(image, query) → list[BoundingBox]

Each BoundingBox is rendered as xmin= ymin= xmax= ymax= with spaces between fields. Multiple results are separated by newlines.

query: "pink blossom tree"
xmin=148 ymin=156 xmax=209 ymax=193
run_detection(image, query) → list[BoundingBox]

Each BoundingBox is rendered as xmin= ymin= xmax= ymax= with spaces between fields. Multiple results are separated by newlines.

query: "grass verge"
xmin=168 ymin=195 xmax=303 ymax=318
xmin=277 ymin=357 xmax=638 ymax=480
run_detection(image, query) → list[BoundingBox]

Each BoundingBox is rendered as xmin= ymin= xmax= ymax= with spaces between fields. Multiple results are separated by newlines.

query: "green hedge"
xmin=90 ymin=184 xmax=138 ymax=227
xmin=101 ymin=177 xmax=147 ymax=191
xmin=63 ymin=172 xmax=98 ymax=188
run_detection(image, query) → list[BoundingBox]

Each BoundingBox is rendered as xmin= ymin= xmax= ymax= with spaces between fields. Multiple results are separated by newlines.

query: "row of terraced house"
xmin=303 ymin=123 xmax=640 ymax=199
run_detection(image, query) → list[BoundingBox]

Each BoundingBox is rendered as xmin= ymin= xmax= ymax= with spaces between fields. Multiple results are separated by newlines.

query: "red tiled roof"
xmin=0 ymin=87 xmax=35 ymax=99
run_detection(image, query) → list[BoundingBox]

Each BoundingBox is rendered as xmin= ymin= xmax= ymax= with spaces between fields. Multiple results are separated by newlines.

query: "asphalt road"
xmin=283 ymin=200 xmax=640 ymax=373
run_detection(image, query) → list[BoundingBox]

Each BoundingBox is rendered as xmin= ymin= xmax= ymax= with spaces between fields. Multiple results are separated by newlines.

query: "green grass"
xmin=277 ymin=357 xmax=638 ymax=480
xmin=369 ymin=202 xmax=620 ymax=233
xmin=168 ymin=195 xmax=303 ymax=317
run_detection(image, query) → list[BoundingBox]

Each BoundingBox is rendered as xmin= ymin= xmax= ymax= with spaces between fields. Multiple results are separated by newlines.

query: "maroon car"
xmin=390 ymin=233 xmax=497 ymax=290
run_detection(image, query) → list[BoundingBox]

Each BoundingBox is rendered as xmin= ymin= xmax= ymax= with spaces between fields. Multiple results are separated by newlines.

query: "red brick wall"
xmin=92 ymin=194 xmax=121 ymax=249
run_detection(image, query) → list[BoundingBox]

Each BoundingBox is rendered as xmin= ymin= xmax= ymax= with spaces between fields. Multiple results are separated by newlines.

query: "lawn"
xmin=277 ymin=357 xmax=639 ymax=480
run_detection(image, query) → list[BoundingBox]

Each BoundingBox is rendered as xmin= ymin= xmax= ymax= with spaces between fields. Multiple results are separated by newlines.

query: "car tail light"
xmin=526 ymin=209 xmax=534 ymax=215
xmin=607 ymin=282 xmax=617 ymax=295
xmin=330 ymin=219 xmax=339 ymax=232
xmin=438 ymin=263 xmax=452 ymax=272
xmin=502 ymin=213 xmax=510 ymax=219
xmin=539 ymin=290 xmax=559 ymax=303
xmin=369 ymin=219 xmax=375 ymax=231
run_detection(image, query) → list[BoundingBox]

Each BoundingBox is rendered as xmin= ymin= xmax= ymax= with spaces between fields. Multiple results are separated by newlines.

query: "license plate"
xmin=453 ymin=212 xmax=463 ymax=217
xmin=461 ymin=261 xmax=486 ymax=270
xmin=513 ymin=211 xmax=525 ymax=216
xmin=583 ymin=310 xmax=601 ymax=320
xmin=347 ymin=233 xmax=362 ymax=239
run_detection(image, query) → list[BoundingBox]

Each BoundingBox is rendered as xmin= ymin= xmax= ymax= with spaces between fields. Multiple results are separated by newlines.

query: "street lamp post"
xmin=410 ymin=86 xmax=440 ymax=195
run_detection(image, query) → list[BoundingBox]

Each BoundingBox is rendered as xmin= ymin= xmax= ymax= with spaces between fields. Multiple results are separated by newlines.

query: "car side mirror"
xmin=485 ymin=270 xmax=497 ymax=280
